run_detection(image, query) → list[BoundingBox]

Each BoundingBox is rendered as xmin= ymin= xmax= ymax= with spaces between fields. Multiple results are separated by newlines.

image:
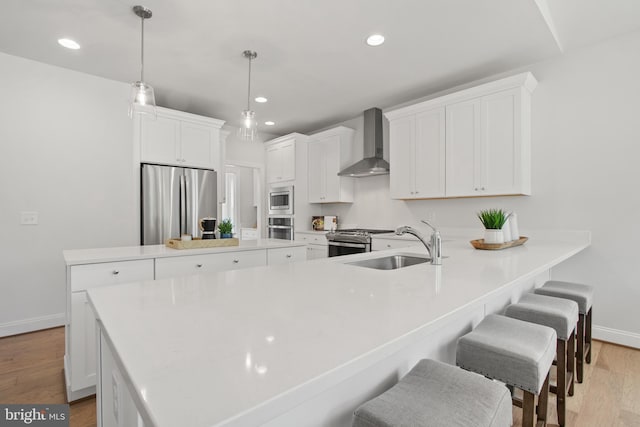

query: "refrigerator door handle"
xmin=180 ymin=173 xmax=187 ymax=236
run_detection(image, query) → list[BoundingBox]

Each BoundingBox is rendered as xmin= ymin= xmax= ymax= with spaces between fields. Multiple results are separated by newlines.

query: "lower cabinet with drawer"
xmin=295 ymin=231 xmax=328 ymax=260
xmin=155 ymin=249 xmax=267 ymax=280
xmin=267 ymin=246 xmax=307 ymax=265
xmin=66 ymin=259 xmax=154 ymax=401
xmin=371 ymin=237 xmax=424 ymax=251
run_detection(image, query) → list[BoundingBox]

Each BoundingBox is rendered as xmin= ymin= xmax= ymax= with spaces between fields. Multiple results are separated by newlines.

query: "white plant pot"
xmin=484 ymin=229 xmax=504 ymax=244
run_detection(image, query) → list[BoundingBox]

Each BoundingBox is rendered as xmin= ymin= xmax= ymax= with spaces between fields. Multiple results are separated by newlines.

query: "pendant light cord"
xmin=246 ymin=55 xmax=252 ymax=111
xmin=140 ymin=15 xmax=145 ymax=82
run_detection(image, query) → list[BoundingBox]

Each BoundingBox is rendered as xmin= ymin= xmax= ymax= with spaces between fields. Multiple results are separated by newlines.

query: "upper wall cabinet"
xmin=385 ymin=72 xmax=536 ymax=199
xmin=389 ymin=107 xmax=446 ymax=199
xmin=266 ymin=135 xmax=298 ymax=184
xmin=137 ymin=107 xmax=225 ymax=170
xmin=308 ymin=126 xmax=355 ymax=203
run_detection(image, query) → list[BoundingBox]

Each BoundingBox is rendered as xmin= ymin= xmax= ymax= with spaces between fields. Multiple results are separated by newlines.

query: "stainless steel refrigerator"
xmin=141 ymin=163 xmax=217 ymax=245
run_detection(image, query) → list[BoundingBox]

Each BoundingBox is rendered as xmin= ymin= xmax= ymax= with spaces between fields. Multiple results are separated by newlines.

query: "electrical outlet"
xmin=20 ymin=211 xmax=38 ymax=225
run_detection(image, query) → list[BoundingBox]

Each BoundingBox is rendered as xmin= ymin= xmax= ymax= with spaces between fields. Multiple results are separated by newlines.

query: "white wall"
xmin=0 ymin=53 xmax=138 ymax=336
xmin=321 ymin=31 xmax=640 ymax=347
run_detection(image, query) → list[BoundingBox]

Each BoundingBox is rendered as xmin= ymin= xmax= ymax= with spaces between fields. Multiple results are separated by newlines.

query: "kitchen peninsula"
xmin=88 ymin=232 xmax=589 ymax=427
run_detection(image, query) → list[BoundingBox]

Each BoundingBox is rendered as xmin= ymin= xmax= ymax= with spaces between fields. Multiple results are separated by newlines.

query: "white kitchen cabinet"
xmin=70 ymin=259 xmax=155 ymax=291
xmin=138 ymin=107 xmax=225 ymax=170
xmin=371 ymin=237 xmax=424 ymax=251
xmin=389 ymin=108 xmax=445 ymax=199
xmin=70 ymin=292 xmax=97 ymax=392
xmin=295 ymin=232 xmax=329 ymax=259
xmin=307 ymin=126 xmax=354 ymax=203
xmin=385 ymin=72 xmax=536 ymax=199
xmin=446 ymin=88 xmax=529 ymax=197
xmin=266 ymin=137 xmax=296 ymax=184
xmin=67 ymin=259 xmax=154 ymax=401
xmin=155 ymin=249 xmax=267 ymax=279
xmin=266 ymin=246 xmax=307 ymax=265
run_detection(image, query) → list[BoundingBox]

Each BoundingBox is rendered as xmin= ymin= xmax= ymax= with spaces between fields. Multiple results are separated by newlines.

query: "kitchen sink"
xmin=347 ymin=254 xmax=430 ymax=270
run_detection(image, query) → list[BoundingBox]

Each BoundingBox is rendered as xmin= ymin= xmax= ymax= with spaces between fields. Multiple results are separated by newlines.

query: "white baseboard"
xmin=0 ymin=313 xmax=65 ymax=338
xmin=593 ymin=325 xmax=640 ymax=349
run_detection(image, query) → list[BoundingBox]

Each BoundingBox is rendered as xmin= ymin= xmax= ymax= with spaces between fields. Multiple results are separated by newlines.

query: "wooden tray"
xmin=470 ymin=236 xmax=528 ymax=250
xmin=165 ymin=238 xmax=239 ymax=250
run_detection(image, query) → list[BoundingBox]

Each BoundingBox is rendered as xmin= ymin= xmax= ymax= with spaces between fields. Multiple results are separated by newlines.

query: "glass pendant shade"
xmin=238 ymin=109 xmax=258 ymax=141
xmin=128 ymin=81 xmax=156 ymax=118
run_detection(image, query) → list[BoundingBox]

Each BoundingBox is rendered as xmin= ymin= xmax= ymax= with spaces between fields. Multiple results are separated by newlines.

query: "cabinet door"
xmin=266 ymin=140 xmax=296 ymax=184
xmin=446 ymin=98 xmax=482 ymax=197
xmin=321 ymin=136 xmax=343 ymax=202
xmin=306 ymin=245 xmax=328 ymax=260
xmin=307 ymin=141 xmax=324 ymax=202
xmin=481 ymin=89 xmax=522 ymax=195
xmin=414 ymin=108 xmax=446 ymax=198
xmin=267 ymin=246 xmax=307 ymax=265
xmin=140 ymin=115 xmax=180 ymax=165
xmin=180 ymin=121 xmax=215 ymax=169
xmin=389 ymin=115 xmax=415 ymax=199
xmin=70 ymin=291 xmax=97 ymax=391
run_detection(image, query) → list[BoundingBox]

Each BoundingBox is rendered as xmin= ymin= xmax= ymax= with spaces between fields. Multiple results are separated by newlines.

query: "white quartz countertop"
xmin=88 ymin=234 xmax=589 ymax=427
xmin=63 ymin=239 xmax=306 ymax=266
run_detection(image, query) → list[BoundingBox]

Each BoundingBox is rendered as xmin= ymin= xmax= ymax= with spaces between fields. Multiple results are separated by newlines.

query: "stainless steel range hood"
xmin=338 ymin=108 xmax=390 ymax=177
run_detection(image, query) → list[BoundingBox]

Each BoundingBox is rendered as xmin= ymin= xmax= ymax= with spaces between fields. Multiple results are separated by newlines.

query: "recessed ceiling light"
xmin=255 ymin=96 xmax=268 ymax=103
xmin=265 ymin=121 xmax=275 ymax=126
xmin=366 ymin=34 xmax=385 ymax=47
xmin=58 ymin=38 xmax=80 ymax=50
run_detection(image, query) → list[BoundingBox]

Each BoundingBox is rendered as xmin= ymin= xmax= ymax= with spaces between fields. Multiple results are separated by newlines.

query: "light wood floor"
xmin=1 ymin=328 xmax=639 ymax=426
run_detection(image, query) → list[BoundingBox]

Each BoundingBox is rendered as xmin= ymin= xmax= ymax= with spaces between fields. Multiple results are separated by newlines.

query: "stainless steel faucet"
xmin=395 ymin=220 xmax=442 ymax=265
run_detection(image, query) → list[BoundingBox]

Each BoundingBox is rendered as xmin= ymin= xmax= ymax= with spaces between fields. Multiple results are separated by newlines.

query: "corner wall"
xmin=321 ymin=31 xmax=640 ymax=347
xmin=0 ymin=53 xmax=137 ymax=336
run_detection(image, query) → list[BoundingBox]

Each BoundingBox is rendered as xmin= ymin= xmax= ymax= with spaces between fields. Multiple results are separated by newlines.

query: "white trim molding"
xmin=594 ymin=325 xmax=640 ymax=350
xmin=0 ymin=313 xmax=65 ymax=338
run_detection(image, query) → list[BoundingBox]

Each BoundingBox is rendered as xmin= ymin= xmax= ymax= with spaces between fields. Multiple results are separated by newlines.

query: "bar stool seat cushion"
xmin=505 ymin=293 xmax=579 ymax=340
xmin=352 ymin=359 xmax=512 ymax=427
xmin=456 ymin=314 xmax=556 ymax=394
xmin=534 ymin=280 xmax=594 ymax=314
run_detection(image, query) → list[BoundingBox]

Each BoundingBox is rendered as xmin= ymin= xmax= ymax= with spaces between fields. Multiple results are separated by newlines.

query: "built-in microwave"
xmin=268 ymin=186 xmax=294 ymax=215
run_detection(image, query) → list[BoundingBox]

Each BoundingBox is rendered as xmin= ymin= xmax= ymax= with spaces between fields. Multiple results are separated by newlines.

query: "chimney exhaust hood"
xmin=338 ymin=108 xmax=390 ymax=177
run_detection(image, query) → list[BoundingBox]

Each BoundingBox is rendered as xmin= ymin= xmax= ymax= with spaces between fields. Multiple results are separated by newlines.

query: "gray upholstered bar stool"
xmin=456 ymin=314 xmax=557 ymax=427
xmin=505 ymin=293 xmax=579 ymax=427
xmin=352 ymin=359 xmax=512 ymax=427
xmin=534 ymin=280 xmax=594 ymax=383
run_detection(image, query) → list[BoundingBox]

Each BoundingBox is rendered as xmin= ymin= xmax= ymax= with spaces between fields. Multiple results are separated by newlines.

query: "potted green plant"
xmin=477 ymin=209 xmax=507 ymax=244
xmin=218 ymin=218 xmax=233 ymax=239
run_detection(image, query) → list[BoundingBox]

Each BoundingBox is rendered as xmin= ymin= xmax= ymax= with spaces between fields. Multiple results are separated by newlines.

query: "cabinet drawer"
xmin=155 ymin=250 xmax=267 ymax=280
xmin=267 ymin=246 xmax=307 ymax=265
xmin=371 ymin=238 xmax=423 ymax=251
xmin=70 ymin=259 xmax=154 ymax=291
xmin=295 ymin=233 xmax=328 ymax=246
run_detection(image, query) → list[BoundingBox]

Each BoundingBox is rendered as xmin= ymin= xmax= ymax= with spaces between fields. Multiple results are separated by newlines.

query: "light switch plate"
xmin=20 ymin=211 xmax=38 ymax=225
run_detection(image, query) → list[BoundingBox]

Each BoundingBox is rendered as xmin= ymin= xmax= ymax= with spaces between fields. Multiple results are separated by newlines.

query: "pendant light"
xmin=239 ymin=50 xmax=258 ymax=141
xmin=128 ymin=5 xmax=156 ymax=118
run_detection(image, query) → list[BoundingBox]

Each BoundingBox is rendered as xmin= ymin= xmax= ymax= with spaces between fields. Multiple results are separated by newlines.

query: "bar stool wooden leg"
xmin=576 ymin=313 xmax=585 ymax=383
xmin=537 ymin=373 xmax=550 ymax=427
xmin=586 ymin=308 xmax=593 ymax=364
xmin=556 ymin=339 xmax=566 ymax=426
xmin=568 ymin=330 xmax=575 ymax=397
xmin=523 ymin=390 xmax=536 ymax=427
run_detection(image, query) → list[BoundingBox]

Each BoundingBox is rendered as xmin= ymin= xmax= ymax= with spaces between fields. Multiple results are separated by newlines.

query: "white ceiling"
xmin=1 ymin=0 xmax=639 ymax=136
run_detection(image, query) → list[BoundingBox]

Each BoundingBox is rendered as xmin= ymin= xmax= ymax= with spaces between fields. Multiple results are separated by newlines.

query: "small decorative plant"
xmin=218 ymin=218 xmax=233 ymax=237
xmin=477 ymin=209 xmax=507 ymax=230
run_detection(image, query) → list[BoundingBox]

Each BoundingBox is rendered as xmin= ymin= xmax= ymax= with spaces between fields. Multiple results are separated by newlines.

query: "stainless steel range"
xmin=326 ymin=229 xmax=394 ymax=257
